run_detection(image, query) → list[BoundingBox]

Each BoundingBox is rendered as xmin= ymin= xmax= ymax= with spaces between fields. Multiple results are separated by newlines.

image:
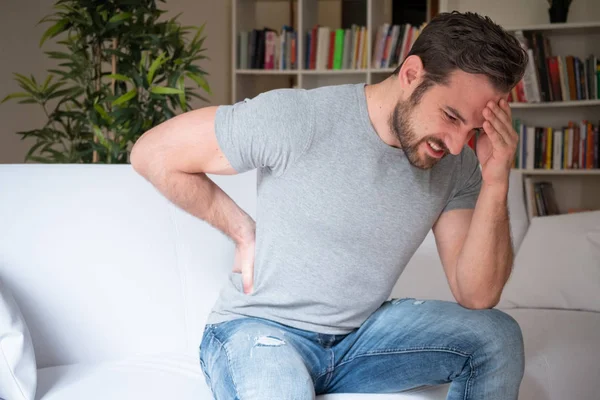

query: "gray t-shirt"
xmin=206 ymin=83 xmax=482 ymax=335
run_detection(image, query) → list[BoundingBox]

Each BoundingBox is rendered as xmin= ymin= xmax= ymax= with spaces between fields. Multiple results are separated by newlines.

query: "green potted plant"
xmin=2 ymin=0 xmax=210 ymax=163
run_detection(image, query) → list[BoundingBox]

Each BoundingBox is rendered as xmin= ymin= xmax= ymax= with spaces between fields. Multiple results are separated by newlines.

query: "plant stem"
xmin=93 ymin=42 xmax=101 ymax=163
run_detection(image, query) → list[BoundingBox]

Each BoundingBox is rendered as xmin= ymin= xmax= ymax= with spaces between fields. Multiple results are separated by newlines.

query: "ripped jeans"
xmin=199 ymin=298 xmax=524 ymax=400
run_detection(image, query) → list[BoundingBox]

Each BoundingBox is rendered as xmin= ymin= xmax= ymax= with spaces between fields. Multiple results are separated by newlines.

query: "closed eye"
xmin=444 ymin=111 xmax=458 ymax=122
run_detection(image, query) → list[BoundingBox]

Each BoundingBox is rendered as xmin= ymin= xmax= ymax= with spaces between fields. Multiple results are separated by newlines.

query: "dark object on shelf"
xmin=548 ymin=0 xmax=572 ymax=23
xmin=392 ymin=0 xmax=427 ymax=26
xmin=341 ymin=0 xmax=366 ymax=29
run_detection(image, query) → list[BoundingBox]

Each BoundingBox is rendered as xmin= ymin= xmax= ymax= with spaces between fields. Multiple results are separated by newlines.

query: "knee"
xmin=478 ymin=310 xmax=525 ymax=374
xmin=201 ymin=321 xmax=315 ymax=400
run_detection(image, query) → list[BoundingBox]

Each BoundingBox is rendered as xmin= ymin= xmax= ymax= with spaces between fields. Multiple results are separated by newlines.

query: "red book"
xmin=547 ymin=57 xmax=563 ymax=101
xmin=310 ymin=25 xmax=318 ymax=70
xmin=587 ymin=122 xmax=594 ymax=169
xmin=328 ymin=31 xmax=335 ymax=69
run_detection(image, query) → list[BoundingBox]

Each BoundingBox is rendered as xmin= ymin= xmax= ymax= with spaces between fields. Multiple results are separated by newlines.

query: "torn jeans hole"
xmin=254 ymin=336 xmax=286 ymax=347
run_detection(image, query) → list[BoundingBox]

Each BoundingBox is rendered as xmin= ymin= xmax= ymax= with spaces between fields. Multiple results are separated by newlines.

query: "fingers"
xmin=483 ymin=100 xmax=517 ymax=148
xmin=242 ymin=260 xmax=254 ymax=294
xmin=482 ymin=119 xmax=506 ymax=148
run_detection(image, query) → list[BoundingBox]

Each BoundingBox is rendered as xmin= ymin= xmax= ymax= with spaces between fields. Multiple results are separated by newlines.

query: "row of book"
xmin=527 ymin=180 xmax=560 ymax=217
xmin=511 ymin=30 xmax=600 ymax=103
xmin=371 ymin=23 xmax=426 ymax=69
xmin=512 ymin=120 xmax=600 ymax=170
xmin=236 ymin=22 xmax=426 ymax=71
xmin=237 ymin=26 xmax=298 ymax=70
xmin=306 ymin=24 xmax=368 ymax=70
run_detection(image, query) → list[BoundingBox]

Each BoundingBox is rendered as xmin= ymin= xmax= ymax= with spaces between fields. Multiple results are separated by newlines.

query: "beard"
xmin=389 ymin=98 xmax=448 ymax=170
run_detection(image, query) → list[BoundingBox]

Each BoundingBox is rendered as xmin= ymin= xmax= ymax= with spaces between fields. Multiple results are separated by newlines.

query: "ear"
xmin=398 ymin=55 xmax=425 ymax=89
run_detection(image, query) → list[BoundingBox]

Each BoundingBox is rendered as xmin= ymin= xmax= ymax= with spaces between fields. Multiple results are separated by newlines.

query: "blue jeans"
xmin=199 ymin=298 xmax=524 ymax=399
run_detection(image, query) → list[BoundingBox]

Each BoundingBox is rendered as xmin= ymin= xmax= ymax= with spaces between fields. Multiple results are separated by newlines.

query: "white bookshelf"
xmin=440 ymin=0 xmax=600 ymax=217
xmin=506 ymin=20 xmax=600 ymax=217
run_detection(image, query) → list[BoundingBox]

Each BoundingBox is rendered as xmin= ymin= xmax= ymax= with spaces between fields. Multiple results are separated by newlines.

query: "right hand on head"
xmin=233 ymin=240 xmax=255 ymax=294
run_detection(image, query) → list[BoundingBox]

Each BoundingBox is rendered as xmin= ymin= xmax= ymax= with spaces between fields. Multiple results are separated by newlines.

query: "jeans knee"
xmin=200 ymin=320 xmax=315 ymax=400
xmin=482 ymin=310 xmax=525 ymax=376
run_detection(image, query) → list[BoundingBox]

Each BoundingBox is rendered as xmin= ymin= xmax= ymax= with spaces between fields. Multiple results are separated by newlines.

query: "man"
xmin=131 ymin=10 xmax=528 ymax=400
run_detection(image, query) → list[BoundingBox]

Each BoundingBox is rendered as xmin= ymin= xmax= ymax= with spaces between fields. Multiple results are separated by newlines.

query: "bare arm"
xmin=433 ymin=98 xmax=518 ymax=310
xmin=130 ymin=106 xmax=255 ymax=246
xmin=433 ymin=183 xmax=513 ymax=310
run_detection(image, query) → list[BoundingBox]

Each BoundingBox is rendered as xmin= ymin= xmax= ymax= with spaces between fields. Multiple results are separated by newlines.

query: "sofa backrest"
xmin=0 ymin=165 xmax=256 ymax=368
xmin=0 ymin=165 xmax=527 ymax=368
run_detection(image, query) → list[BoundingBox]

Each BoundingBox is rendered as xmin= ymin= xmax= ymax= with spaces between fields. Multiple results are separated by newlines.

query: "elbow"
xmin=130 ymin=139 xmax=146 ymax=175
xmin=130 ymin=134 xmax=160 ymax=179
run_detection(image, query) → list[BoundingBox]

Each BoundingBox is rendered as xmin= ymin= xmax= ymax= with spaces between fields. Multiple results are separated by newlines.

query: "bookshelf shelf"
xmin=234 ymin=68 xmax=396 ymax=76
xmin=509 ymin=99 xmax=600 ymax=108
xmin=300 ymin=69 xmax=368 ymax=75
xmin=371 ymin=68 xmax=397 ymax=73
xmin=235 ymin=69 xmax=298 ymax=75
xmin=520 ymin=169 xmax=600 ymax=176
xmin=504 ymin=21 xmax=600 ymax=34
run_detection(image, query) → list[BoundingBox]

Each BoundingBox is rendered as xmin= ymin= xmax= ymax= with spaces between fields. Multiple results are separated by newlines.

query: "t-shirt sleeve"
xmin=442 ymin=146 xmax=482 ymax=213
xmin=214 ymin=88 xmax=315 ymax=176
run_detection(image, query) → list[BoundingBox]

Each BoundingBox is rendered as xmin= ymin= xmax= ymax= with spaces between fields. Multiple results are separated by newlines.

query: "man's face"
xmin=389 ymin=69 xmax=505 ymax=169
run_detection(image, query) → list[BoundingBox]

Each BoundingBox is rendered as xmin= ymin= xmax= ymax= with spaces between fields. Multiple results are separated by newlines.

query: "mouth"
xmin=425 ymin=139 xmax=447 ymax=159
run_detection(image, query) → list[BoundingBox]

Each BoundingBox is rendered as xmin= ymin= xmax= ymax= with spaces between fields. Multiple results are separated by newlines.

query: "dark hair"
xmin=394 ymin=11 xmax=528 ymax=105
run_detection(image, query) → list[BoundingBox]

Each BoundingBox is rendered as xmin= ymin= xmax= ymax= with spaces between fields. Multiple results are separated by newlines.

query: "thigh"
xmin=200 ymin=317 xmax=316 ymax=400
xmin=327 ymin=298 xmax=520 ymax=394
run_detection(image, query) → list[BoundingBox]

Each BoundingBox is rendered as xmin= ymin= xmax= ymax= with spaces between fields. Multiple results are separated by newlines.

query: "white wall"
xmin=0 ymin=0 xmax=232 ymax=164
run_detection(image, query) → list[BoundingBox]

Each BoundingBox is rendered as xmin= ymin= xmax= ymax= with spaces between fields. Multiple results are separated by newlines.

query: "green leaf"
xmin=177 ymin=75 xmax=186 ymax=110
xmin=186 ymin=72 xmax=210 ymax=93
xmin=106 ymin=74 xmax=132 ymax=83
xmin=150 ymin=86 xmax=184 ymax=95
xmin=93 ymin=125 xmax=110 ymax=148
xmin=28 ymin=155 xmax=55 ymax=164
xmin=40 ymin=19 xmax=68 ymax=47
xmin=44 ymin=51 xmax=72 ymax=60
xmin=112 ymin=89 xmax=137 ymax=106
xmin=192 ymin=23 xmax=206 ymax=45
xmin=108 ymin=12 xmax=132 ymax=24
xmin=42 ymin=75 xmax=54 ymax=91
xmin=48 ymin=87 xmax=83 ymax=100
xmin=140 ymin=51 xmax=149 ymax=74
xmin=25 ymin=141 xmax=47 ymax=160
xmin=147 ymin=52 xmax=166 ymax=85
xmin=1 ymin=92 xmax=31 ymax=103
xmin=18 ymin=99 xmax=40 ymax=104
xmin=94 ymin=104 xmax=113 ymax=123
xmin=13 ymin=73 xmax=37 ymax=92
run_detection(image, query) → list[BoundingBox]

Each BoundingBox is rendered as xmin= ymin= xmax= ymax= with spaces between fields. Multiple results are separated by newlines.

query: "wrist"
xmin=481 ymin=180 xmax=509 ymax=203
xmin=232 ymin=214 xmax=256 ymax=246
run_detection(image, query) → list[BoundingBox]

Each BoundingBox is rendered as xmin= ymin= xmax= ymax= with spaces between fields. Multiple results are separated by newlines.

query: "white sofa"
xmin=0 ymin=164 xmax=598 ymax=400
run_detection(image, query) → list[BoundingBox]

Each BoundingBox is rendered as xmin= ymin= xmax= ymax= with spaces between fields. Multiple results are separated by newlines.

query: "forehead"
xmin=429 ymin=70 xmax=505 ymax=127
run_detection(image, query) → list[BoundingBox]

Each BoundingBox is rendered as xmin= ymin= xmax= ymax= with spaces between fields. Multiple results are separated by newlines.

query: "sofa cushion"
xmin=498 ymin=210 xmax=600 ymax=312
xmin=35 ymin=354 xmax=210 ymax=400
xmin=33 ymin=353 xmax=449 ymax=400
xmin=503 ymin=308 xmax=600 ymax=400
xmin=0 ymin=278 xmax=37 ymax=400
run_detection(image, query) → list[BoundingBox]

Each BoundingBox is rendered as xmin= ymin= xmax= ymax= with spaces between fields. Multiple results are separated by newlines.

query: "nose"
xmin=445 ymin=129 xmax=471 ymax=155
